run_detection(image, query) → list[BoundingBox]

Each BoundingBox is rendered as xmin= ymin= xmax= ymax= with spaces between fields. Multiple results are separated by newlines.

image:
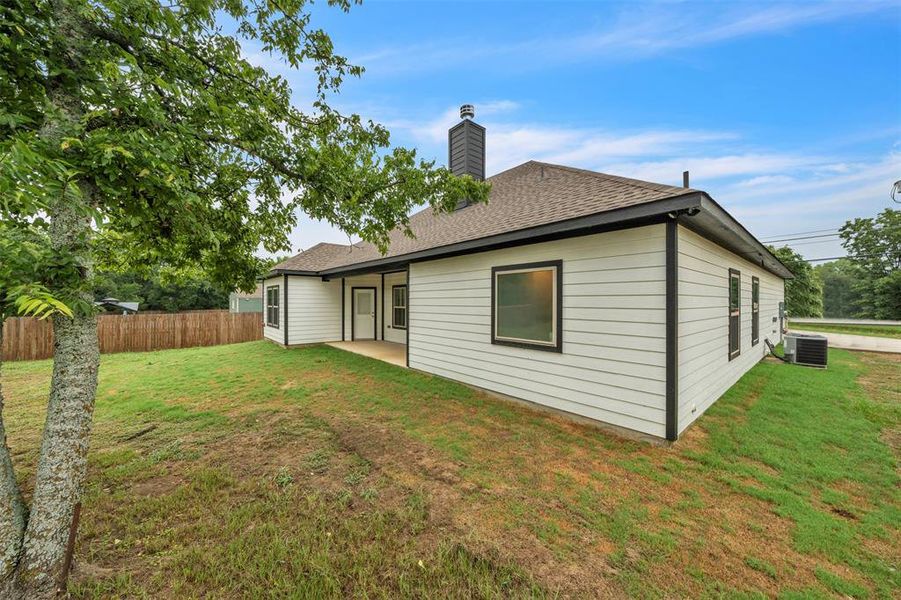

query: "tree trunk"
xmin=15 ymin=297 xmax=98 ymax=597
xmin=4 ymin=1 xmax=100 ymax=595
xmin=10 ymin=197 xmax=99 ymax=599
xmin=0 ymin=322 xmax=26 ymax=592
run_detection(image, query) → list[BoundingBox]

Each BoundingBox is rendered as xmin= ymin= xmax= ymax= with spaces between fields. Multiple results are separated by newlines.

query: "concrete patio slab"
xmin=326 ymin=340 xmax=407 ymax=367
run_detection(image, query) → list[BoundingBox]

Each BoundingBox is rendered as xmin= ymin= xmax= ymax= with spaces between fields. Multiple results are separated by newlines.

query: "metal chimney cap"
xmin=460 ymin=104 xmax=475 ymax=120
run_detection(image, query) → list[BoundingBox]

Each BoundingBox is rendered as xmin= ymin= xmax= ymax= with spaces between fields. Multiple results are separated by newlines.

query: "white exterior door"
xmin=353 ymin=288 xmax=376 ymax=340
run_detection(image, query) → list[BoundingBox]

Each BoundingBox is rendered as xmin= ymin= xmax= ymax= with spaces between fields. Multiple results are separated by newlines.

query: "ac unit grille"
xmin=794 ymin=335 xmax=828 ymax=367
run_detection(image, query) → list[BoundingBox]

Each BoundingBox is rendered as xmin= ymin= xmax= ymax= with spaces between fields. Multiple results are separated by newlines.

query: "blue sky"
xmin=245 ymin=0 xmax=901 ymax=261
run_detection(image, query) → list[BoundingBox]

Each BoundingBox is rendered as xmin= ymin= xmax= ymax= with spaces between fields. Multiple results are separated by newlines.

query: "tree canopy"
xmin=815 ymin=258 xmax=861 ymax=318
xmin=0 ymin=0 xmax=488 ymax=595
xmin=93 ymin=268 xmax=231 ymax=312
xmin=769 ymin=245 xmax=823 ymax=318
xmin=2 ymin=0 xmax=488 ymax=311
xmin=839 ymin=208 xmax=900 ymax=319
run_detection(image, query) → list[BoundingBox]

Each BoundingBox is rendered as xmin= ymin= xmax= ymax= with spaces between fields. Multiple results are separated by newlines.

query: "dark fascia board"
xmin=688 ymin=195 xmax=794 ymax=279
xmin=318 ymin=193 xmax=703 ymax=278
xmin=269 ymin=190 xmax=792 ymax=281
xmin=264 ymin=269 xmax=319 ymax=278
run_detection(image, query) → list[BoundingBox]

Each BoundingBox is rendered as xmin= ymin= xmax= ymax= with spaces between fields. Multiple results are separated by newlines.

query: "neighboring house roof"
xmin=95 ymin=298 xmax=139 ymax=313
xmin=270 ymin=160 xmax=793 ymax=279
xmin=231 ymin=283 xmax=263 ymax=300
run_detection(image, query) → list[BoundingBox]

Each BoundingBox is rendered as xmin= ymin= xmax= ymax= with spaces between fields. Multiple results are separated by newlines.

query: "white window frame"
xmin=491 ymin=260 xmax=563 ymax=353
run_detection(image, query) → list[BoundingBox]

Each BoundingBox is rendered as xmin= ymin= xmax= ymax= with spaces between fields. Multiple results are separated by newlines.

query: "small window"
xmin=751 ymin=276 xmax=760 ymax=346
xmin=728 ymin=269 xmax=740 ymax=360
xmin=492 ymin=260 xmax=562 ymax=352
xmin=266 ymin=285 xmax=279 ymax=328
xmin=392 ymin=285 xmax=407 ymax=329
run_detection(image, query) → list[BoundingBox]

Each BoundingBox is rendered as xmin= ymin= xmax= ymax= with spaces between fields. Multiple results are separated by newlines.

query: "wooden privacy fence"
xmin=2 ymin=310 xmax=263 ymax=362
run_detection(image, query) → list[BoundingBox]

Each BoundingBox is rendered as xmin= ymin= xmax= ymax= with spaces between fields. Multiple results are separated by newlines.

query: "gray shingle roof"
xmin=231 ymin=283 xmax=263 ymax=300
xmin=273 ymin=161 xmax=695 ymax=274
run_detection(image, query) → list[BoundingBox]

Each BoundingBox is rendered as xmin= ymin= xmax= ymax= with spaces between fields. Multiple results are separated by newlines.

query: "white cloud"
xmin=386 ymin=101 xmax=739 ymax=176
xmin=354 ymin=1 xmax=897 ymax=76
xmin=600 ymin=154 xmax=821 ymax=184
xmin=707 ymin=152 xmax=900 ymax=259
xmin=734 ymin=175 xmax=796 ymax=188
xmin=268 ymin=98 xmax=899 ymax=263
xmin=578 ymin=1 xmax=895 ymax=54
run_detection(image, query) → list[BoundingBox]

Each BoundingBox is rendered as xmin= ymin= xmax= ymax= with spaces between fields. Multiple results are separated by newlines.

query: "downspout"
xmin=341 ymin=278 xmax=345 ymax=341
xmin=283 ymin=274 xmax=289 ymax=346
xmin=381 ymin=273 xmax=385 ymax=341
xmin=665 ymin=218 xmax=679 ymax=441
xmin=405 ymin=268 xmax=410 ymax=368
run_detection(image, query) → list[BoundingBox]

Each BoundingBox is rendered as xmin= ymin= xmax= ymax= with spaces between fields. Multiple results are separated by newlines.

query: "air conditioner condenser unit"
xmin=783 ymin=332 xmax=828 ymax=368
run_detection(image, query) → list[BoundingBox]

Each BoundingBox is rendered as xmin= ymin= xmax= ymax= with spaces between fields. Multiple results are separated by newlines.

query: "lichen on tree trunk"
xmin=12 ymin=196 xmax=100 ymax=597
xmin=1 ymin=1 xmax=101 ymax=591
xmin=0 ymin=322 xmax=26 ymax=585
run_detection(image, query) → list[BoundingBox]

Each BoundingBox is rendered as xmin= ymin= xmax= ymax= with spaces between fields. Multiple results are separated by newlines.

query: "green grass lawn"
xmin=3 ymin=342 xmax=899 ymax=598
xmin=789 ymin=322 xmax=901 ymax=340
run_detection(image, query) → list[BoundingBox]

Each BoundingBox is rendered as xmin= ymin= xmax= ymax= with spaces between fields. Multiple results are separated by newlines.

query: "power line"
xmin=804 ymin=255 xmax=879 ymax=263
xmin=764 ymin=232 xmax=841 ymax=243
xmin=764 ymin=225 xmax=901 ymax=245
xmin=760 ymin=226 xmax=842 ymax=241
xmin=783 ymin=238 xmax=844 ymax=247
xmin=802 ymin=256 xmax=849 ymax=263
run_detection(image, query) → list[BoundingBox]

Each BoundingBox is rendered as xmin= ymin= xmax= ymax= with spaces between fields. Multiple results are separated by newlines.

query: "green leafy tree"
xmin=94 ymin=269 xmax=230 ymax=311
xmin=815 ymin=258 xmax=862 ymax=318
xmin=0 ymin=0 xmax=488 ymax=596
xmin=839 ymin=209 xmax=901 ymax=319
xmin=769 ymin=246 xmax=823 ymax=317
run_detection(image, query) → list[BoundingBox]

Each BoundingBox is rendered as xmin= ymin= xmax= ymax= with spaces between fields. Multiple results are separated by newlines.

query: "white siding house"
xmin=262 ymin=275 xmax=341 ymax=346
xmin=259 ymin=107 xmax=792 ymax=442
xmin=408 ymin=225 xmax=669 ymax=437
xmin=676 ymin=226 xmax=784 ymax=434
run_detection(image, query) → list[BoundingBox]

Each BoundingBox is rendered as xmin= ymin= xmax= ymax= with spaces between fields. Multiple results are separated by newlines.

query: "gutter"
xmin=692 ymin=195 xmax=794 ymax=279
xmin=264 ymin=190 xmax=793 ymax=281
xmin=316 ymin=193 xmax=704 ymax=278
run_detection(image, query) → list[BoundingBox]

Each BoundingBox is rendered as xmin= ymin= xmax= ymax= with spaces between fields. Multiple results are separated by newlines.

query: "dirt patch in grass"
xmin=857 ymin=352 xmax=901 ymax=457
xmin=857 ymin=351 xmax=901 ymax=396
xmin=73 ymin=408 xmax=545 ymax=597
xmin=326 ymin=414 xmax=623 ymax=597
xmin=318 ymin=395 xmax=838 ymax=598
xmin=129 ymin=472 xmax=183 ymax=497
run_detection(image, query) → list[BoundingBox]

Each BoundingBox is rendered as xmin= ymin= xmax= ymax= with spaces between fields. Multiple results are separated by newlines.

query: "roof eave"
xmin=263 ymin=190 xmax=792 ymax=281
xmin=261 ymin=269 xmax=319 ymax=279
xmin=319 ymin=192 xmax=704 ymax=277
xmin=682 ymin=195 xmax=794 ymax=279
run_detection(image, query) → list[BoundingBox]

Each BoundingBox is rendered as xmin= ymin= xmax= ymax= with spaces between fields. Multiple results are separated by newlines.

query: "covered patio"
xmin=326 ymin=340 xmax=407 ymax=367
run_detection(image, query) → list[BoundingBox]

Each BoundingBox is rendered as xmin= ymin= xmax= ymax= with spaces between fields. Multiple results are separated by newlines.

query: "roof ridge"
xmin=531 ymin=161 xmax=696 ymax=195
xmin=486 ymin=160 xmax=538 ymax=181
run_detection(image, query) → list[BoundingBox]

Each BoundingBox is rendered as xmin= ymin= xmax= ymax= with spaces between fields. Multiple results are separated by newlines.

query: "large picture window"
xmin=491 ymin=260 xmax=562 ymax=352
xmin=751 ymin=276 xmax=760 ymax=346
xmin=728 ymin=269 xmax=740 ymax=360
xmin=266 ymin=285 xmax=280 ymax=328
xmin=392 ymin=285 xmax=407 ymax=329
